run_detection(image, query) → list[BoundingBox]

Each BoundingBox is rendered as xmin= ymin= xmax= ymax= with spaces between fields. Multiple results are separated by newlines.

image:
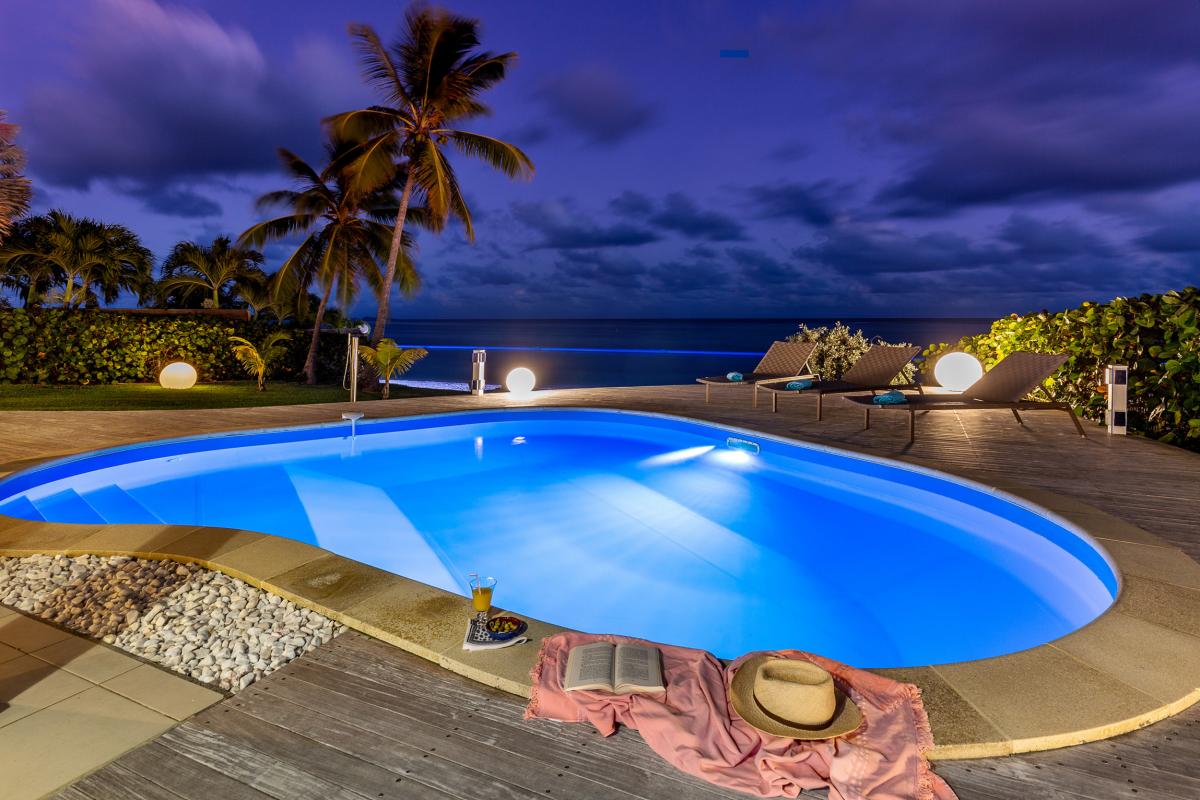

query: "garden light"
xmin=158 ymin=362 xmax=197 ymax=390
xmin=506 ymin=367 xmax=536 ymax=398
xmin=934 ymin=352 xmax=983 ymax=392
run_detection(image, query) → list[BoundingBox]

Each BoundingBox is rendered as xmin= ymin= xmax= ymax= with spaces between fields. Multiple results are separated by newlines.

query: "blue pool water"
xmin=0 ymin=409 xmax=1117 ymax=667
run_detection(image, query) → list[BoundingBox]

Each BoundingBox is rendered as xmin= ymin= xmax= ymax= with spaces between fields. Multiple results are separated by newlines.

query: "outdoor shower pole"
xmin=348 ymin=334 xmax=360 ymax=404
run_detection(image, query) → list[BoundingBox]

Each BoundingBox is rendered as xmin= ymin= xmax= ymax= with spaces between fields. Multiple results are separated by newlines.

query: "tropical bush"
xmin=0 ymin=308 xmax=345 ymax=385
xmin=229 ymin=332 xmax=291 ymax=391
xmin=923 ymin=287 xmax=1200 ymax=448
xmin=357 ymin=339 xmax=427 ymax=399
xmin=787 ymin=322 xmax=917 ymax=383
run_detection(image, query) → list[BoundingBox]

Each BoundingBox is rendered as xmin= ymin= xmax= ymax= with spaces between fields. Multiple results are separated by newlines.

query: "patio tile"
xmin=0 ymin=614 xmax=72 ymax=651
xmin=210 ymin=534 xmax=328 ymax=583
xmin=269 ymin=554 xmax=398 ymax=613
xmin=32 ymin=636 xmax=142 ymax=684
xmin=0 ymin=604 xmax=14 ymax=619
xmin=933 ymin=645 xmax=1162 ymax=748
xmin=1103 ymin=540 xmax=1200 ymax=590
xmin=876 ymin=666 xmax=1008 ymax=755
xmin=0 ymin=686 xmax=175 ymax=800
xmin=101 ymin=663 xmax=223 ymax=721
xmin=1051 ymin=611 xmax=1200 ymax=704
xmin=1115 ymin=575 xmax=1200 ymax=638
xmin=74 ymin=523 xmax=201 ymax=556
xmin=340 ymin=577 xmax=470 ymax=660
xmin=0 ymin=654 xmax=91 ymax=728
xmin=1060 ymin=510 xmax=1168 ymax=548
xmin=0 ymin=522 xmax=108 ymax=552
xmin=159 ymin=526 xmax=264 ymax=562
xmin=0 ymin=642 xmax=22 ymax=664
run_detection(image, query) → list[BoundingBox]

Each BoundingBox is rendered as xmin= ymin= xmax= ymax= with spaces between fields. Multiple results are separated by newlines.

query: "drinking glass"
xmin=468 ymin=573 xmax=496 ymax=629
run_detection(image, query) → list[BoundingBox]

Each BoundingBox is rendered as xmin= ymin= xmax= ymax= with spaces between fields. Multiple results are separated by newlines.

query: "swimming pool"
xmin=0 ymin=408 xmax=1117 ymax=667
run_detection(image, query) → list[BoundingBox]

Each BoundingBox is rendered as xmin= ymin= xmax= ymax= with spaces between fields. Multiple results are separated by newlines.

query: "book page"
xmin=564 ymin=643 xmax=616 ymax=692
xmin=614 ymin=644 xmax=664 ymax=693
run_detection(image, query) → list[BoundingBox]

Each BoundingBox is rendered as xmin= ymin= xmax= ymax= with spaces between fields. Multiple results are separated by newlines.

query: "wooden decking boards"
xmin=51 ymin=631 xmax=1200 ymax=800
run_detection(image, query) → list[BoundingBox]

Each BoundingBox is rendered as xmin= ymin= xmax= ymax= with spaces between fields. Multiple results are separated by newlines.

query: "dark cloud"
xmin=998 ymin=214 xmax=1114 ymax=262
xmin=441 ymin=263 xmax=526 ymax=287
xmin=745 ymin=181 xmax=845 ymax=227
xmin=797 ymin=224 xmax=1010 ymax=275
xmin=125 ymin=184 xmax=222 ymax=218
xmin=536 ymin=65 xmax=655 ymax=145
xmin=781 ymin=0 xmax=1200 ymax=213
xmin=550 ymin=251 xmax=647 ymax=290
xmin=647 ymin=261 xmax=731 ymax=294
xmin=726 ymin=248 xmax=802 ymax=286
xmin=23 ymin=0 xmax=361 ymax=190
xmin=768 ymin=141 xmax=811 ymax=163
xmin=503 ymin=122 xmax=553 ymax=148
xmin=612 ymin=191 xmax=745 ymax=241
xmin=512 ymin=200 xmax=659 ymax=249
xmin=1136 ymin=212 xmax=1200 ymax=254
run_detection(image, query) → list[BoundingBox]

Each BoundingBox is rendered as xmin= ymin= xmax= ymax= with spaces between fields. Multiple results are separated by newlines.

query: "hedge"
xmin=923 ymin=287 xmax=1200 ymax=449
xmin=0 ymin=309 xmax=346 ymax=385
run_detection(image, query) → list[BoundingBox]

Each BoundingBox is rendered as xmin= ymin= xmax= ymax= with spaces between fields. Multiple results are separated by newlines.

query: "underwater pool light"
xmin=725 ymin=437 xmax=761 ymax=455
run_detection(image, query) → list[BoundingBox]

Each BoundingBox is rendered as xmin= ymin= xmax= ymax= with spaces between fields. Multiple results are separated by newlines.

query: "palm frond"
xmin=446 ymin=131 xmax=534 ymax=179
xmin=348 ymin=23 xmax=414 ymax=110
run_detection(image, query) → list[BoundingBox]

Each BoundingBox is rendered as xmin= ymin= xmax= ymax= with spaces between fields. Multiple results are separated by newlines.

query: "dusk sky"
xmin=2 ymin=0 xmax=1198 ymax=318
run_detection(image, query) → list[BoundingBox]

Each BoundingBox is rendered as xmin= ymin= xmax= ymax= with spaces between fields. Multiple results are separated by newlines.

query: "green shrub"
xmin=922 ymin=287 xmax=1200 ymax=448
xmin=0 ymin=309 xmax=347 ymax=385
xmin=787 ymin=321 xmax=917 ymax=383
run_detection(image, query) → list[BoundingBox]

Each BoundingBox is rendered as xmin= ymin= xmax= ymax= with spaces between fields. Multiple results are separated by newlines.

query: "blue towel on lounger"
xmin=786 ymin=379 xmax=813 ymax=390
xmin=726 ymin=372 xmax=743 ymax=382
xmin=872 ymin=390 xmax=908 ymax=405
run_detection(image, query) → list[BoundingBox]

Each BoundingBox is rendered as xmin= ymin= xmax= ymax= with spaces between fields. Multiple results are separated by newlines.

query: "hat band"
xmin=752 ymin=692 xmax=845 ymax=731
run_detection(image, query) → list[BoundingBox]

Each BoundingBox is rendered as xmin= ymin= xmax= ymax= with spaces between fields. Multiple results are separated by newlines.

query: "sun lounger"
xmin=696 ymin=341 xmax=817 ymax=407
xmin=756 ymin=345 xmax=922 ymax=417
xmin=844 ymin=351 xmax=1086 ymax=442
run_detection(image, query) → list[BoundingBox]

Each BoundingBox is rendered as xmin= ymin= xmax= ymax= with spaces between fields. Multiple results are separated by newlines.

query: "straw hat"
xmin=730 ymin=656 xmax=863 ymax=740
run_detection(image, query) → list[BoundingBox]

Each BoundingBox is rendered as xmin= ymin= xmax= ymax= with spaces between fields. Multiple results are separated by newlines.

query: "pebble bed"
xmin=0 ymin=554 xmax=345 ymax=692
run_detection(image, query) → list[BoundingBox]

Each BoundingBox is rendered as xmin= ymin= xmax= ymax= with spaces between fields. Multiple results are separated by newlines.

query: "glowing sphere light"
xmin=159 ymin=362 xmax=198 ymax=389
xmin=506 ymin=367 xmax=536 ymax=398
xmin=934 ymin=352 xmax=983 ymax=392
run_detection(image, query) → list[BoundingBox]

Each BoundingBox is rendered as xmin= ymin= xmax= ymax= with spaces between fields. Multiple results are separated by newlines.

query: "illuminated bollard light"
xmin=1105 ymin=365 xmax=1128 ymax=435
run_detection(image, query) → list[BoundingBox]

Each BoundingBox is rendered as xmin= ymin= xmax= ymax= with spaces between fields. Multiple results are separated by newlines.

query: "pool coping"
xmin=0 ymin=410 xmax=1198 ymax=761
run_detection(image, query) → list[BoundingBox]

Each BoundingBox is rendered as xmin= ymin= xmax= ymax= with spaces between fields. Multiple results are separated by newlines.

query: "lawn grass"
xmin=0 ymin=381 xmax=456 ymax=411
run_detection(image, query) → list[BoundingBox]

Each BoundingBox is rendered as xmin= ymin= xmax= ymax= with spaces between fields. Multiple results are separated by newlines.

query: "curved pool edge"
xmin=1 ymin=422 xmax=1198 ymax=760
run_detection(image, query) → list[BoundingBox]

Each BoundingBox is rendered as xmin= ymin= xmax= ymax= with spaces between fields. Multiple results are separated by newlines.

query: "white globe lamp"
xmin=506 ymin=367 xmax=536 ymax=399
xmin=158 ymin=362 xmax=198 ymax=390
xmin=934 ymin=352 xmax=983 ymax=392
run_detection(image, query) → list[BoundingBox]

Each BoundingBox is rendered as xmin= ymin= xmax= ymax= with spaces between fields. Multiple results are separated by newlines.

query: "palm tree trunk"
xmin=304 ymin=281 xmax=334 ymax=385
xmin=213 ymin=285 xmax=221 ymax=309
xmin=372 ymin=169 xmax=416 ymax=345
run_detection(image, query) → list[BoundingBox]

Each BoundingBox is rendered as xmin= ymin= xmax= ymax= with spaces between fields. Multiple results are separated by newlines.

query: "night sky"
xmin=2 ymin=0 xmax=1198 ymax=318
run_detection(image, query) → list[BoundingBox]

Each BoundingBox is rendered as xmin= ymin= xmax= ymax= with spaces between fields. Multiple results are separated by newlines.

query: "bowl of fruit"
xmin=485 ymin=616 xmax=527 ymax=641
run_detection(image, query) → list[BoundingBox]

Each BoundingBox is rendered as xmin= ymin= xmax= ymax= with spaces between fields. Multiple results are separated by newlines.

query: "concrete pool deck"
xmin=1 ymin=384 xmax=1198 ymax=762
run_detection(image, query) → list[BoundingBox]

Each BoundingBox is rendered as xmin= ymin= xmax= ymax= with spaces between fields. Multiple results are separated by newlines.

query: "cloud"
xmin=997 ymin=214 xmax=1114 ymax=262
xmin=512 ymin=200 xmax=659 ymax=249
xmin=768 ymin=141 xmax=811 ymax=163
xmin=746 ymin=181 xmax=845 ymax=227
xmin=797 ymin=224 xmax=1010 ymax=275
xmin=22 ymin=0 xmax=362 ymax=190
xmin=536 ymin=65 xmax=655 ymax=145
xmin=123 ymin=183 xmax=222 ymax=218
xmin=779 ymin=0 xmax=1200 ymax=213
xmin=1135 ymin=211 xmax=1200 ymax=254
xmin=612 ymin=191 xmax=745 ymax=241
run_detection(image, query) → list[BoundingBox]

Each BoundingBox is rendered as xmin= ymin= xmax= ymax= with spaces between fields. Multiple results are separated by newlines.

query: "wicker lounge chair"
xmin=844 ymin=351 xmax=1086 ymax=442
xmin=696 ymin=340 xmax=817 ymax=407
xmin=756 ymin=345 xmax=922 ymax=417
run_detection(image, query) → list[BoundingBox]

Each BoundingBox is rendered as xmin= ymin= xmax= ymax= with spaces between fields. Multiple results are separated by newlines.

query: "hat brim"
xmin=729 ymin=655 xmax=863 ymax=740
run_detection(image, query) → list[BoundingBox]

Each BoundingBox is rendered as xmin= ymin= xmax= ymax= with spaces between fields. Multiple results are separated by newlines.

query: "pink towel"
xmin=526 ymin=632 xmax=957 ymax=800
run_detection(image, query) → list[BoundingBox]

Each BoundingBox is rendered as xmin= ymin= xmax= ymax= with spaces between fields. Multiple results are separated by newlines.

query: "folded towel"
xmin=785 ymin=379 xmax=813 ymax=391
xmin=873 ymin=390 xmax=908 ymax=405
xmin=726 ymin=372 xmax=743 ymax=382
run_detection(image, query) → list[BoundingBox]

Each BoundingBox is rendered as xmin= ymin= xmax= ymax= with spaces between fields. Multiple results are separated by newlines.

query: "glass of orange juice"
xmin=468 ymin=574 xmax=496 ymax=624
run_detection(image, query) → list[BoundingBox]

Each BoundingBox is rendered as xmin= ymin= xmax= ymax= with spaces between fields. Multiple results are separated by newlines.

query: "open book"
xmin=564 ymin=642 xmax=664 ymax=694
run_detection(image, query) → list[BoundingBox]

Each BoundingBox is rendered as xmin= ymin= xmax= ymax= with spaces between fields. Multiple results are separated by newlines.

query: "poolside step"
xmin=0 ymin=494 xmax=47 ymax=523
xmin=78 ymin=484 xmax=164 ymax=524
xmin=28 ymin=488 xmax=107 ymax=524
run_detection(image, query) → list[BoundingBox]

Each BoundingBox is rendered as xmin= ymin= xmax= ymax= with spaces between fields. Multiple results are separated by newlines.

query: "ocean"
xmin=382 ymin=318 xmax=993 ymax=389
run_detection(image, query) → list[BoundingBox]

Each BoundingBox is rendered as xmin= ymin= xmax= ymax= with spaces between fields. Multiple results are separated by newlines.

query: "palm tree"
xmin=0 ymin=111 xmax=31 ymax=243
xmin=160 ymin=236 xmax=265 ymax=308
xmin=239 ymin=145 xmax=420 ymax=384
xmin=358 ymin=339 xmax=427 ymax=399
xmin=0 ymin=218 xmax=54 ymax=305
xmin=0 ymin=210 xmax=152 ymax=307
xmin=229 ymin=332 xmax=291 ymax=391
xmin=327 ymin=6 xmax=534 ymax=343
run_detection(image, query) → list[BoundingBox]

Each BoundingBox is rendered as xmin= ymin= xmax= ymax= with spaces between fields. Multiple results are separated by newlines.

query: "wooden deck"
xmin=5 ymin=383 xmax=1198 ymax=798
xmin=51 ymin=631 xmax=1200 ymax=800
